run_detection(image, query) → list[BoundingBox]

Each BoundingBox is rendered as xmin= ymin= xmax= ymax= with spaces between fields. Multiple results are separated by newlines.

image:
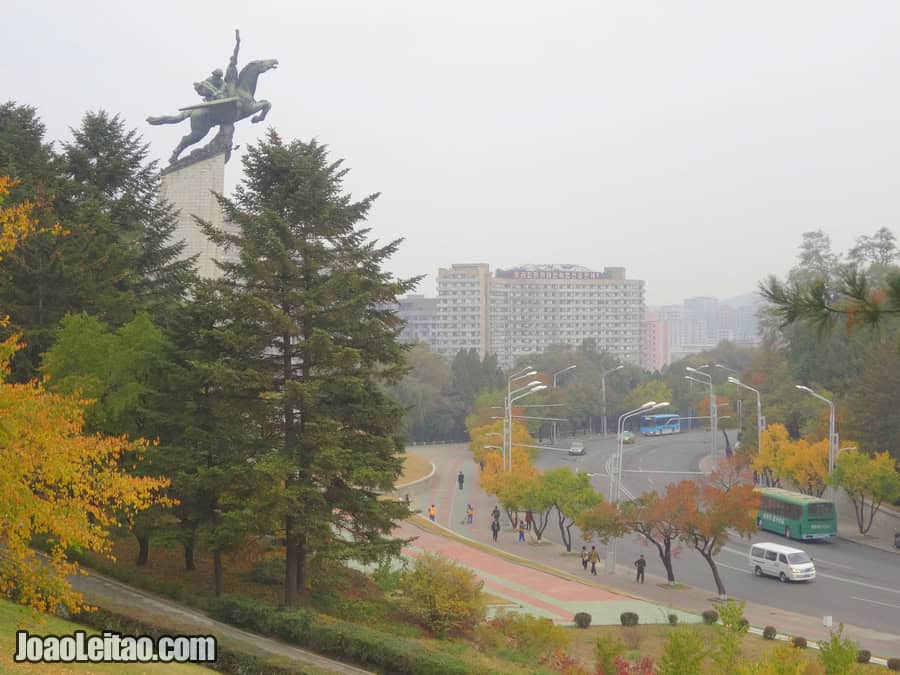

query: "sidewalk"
xmin=409 ymin=443 xmax=900 ymax=659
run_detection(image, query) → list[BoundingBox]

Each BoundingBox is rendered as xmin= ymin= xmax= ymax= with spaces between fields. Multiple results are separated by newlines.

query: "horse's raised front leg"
xmin=250 ymin=101 xmax=272 ymax=124
xmin=147 ymin=111 xmax=191 ymax=126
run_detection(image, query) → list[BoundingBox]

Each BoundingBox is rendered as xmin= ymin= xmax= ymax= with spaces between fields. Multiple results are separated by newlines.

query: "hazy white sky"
xmin=5 ymin=1 xmax=899 ymax=304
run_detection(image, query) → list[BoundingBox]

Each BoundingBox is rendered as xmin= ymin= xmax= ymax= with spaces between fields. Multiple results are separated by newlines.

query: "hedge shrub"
xmin=701 ymin=609 xmax=719 ymax=625
xmin=792 ymin=636 xmax=807 ymax=649
xmin=667 ymin=613 xmax=678 ymax=625
xmin=574 ymin=612 xmax=592 ymax=629
xmin=888 ymin=657 xmax=900 ymax=671
xmin=762 ymin=625 xmax=777 ymax=640
xmin=475 ymin=611 xmax=571 ymax=661
xmin=856 ymin=649 xmax=871 ymax=663
xmin=620 ymin=612 xmax=639 ymax=627
xmin=208 ymin=593 xmax=469 ymax=675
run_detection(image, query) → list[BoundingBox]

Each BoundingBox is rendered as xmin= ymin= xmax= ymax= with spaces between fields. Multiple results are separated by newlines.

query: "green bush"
xmin=574 ymin=612 xmax=592 ymax=629
xmin=658 ymin=626 xmax=707 ymax=675
xmin=737 ymin=618 xmax=749 ymax=630
xmin=817 ymin=624 xmax=859 ymax=675
xmin=620 ymin=611 xmax=639 ymax=626
xmin=792 ymin=636 xmax=807 ymax=649
xmin=888 ymin=657 xmax=900 ymax=671
xmin=239 ymin=557 xmax=285 ymax=586
xmin=856 ymin=649 xmax=871 ymax=663
xmin=475 ymin=611 xmax=571 ymax=660
xmin=207 ymin=593 xmax=469 ymax=674
xmin=668 ymin=613 xmax=678 ymax=625
xmin=594 ymin=634 xmax=625 ymax=675
xmin=401 ymin=552 xmax=485 ymax=637
xmin=701 ymin=609 xmax=718 ymax=625
xmin=762 ymin=625 xmax=777 ymax=640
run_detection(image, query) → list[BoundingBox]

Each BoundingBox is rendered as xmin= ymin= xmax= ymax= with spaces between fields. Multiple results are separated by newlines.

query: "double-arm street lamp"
xmin=687 ymin=366 xmax=717 ymax=453
xmin=795 ymin=385 xmax=837 ymax=474
xmin=605 ymin=400 xmax=669 ymax=574
xmin=506 ymin=367 xmax=537 ymax=471
xmin=727 ymin=377 xmax=763 ymax=459
xmin=551 ymin=365 xmax=577 ymax=443
xmin=601 ymin=365 xmax=625 ymax=437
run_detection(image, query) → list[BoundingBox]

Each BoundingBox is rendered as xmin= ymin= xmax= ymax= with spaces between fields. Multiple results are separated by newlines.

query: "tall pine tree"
xmin=203 ymin=131 xmax=418 ymax=605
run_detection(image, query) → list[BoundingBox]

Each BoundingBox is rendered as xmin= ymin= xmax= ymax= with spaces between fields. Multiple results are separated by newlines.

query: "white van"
xmin=749 ymin=542 xmax=816 ymax=582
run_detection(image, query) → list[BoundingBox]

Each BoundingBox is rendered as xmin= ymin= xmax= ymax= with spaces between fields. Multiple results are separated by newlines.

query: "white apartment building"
xmin=396 ymin=295 xmax=438 ymax=346
xmin=432 ymin=263 xmax=491 ymax=359
xmin=489 ymin=265 xmax=644 ymax=368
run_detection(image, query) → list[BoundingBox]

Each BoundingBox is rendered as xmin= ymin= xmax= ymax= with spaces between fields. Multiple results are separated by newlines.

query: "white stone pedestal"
xmin=159 ymin=152 xmax=231 ymax=279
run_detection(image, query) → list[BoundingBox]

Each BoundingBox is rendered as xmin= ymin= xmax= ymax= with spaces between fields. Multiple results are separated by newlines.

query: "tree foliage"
xmin=201 ymin=132 xmax=416 ymax=606
xmin=541 ymin=468 xmax=603 ymax=551
xmin=402 ymin=552 xmax=484 ymax=637
xmin=830 ymin=449 xmax=900 ymax=534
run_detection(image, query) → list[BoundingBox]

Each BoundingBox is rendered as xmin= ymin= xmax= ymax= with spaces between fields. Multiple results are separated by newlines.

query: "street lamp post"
xmin=551 ymin=365 xmax=577 ymax=443
xmin=506 ymin=367 xmax=537 ymax=472
xmin=605 ymin=400 xmax=668 ymax=574
xmin=687 ymin=366 xmax=716 ymax=454
xmin=507 ymin=384 xmax=547 ymax=470
xmin=685 ymin=374 xmax=714 ymax=454
xmin=728 ymin=377 xmax=763 ymax=460
xmin=796 ymin=385 xmax=837 ymax=475
xmin=601 ymin=365 xmax=625 ymax=437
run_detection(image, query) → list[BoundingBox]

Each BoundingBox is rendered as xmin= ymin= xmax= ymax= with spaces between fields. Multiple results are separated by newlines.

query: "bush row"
xmin=77 ymin=608 xmax=298 ymax=674
xmin=208 ymin=594 xmax=469 ymax=675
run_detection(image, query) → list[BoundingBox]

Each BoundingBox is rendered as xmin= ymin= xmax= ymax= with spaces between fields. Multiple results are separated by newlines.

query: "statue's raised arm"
xmin=225 ymin=29 xmax=241 ymax=92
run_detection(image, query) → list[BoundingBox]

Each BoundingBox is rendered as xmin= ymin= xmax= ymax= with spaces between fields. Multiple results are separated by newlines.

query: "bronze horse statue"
xmin=148 ymin=57 xmax=278 ymax=164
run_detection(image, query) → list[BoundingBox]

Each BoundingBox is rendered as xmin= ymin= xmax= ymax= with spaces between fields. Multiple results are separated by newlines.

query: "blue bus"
xmin=640 ymin=413 xmax=681 ymax=436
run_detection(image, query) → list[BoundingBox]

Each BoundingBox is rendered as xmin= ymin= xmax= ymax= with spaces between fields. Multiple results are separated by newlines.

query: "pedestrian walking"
xmin=491 ymin=519 xmax=500 ymax=543
xmin=457 ymin=471 xmax=465 ymax=490
xmin=479 ymin=459 xmax=485 ymax=471
xmin=491 ymin=505 xmax=501 ymax=523
xmin=634 ymin=554 xmax=646 ymax=583
xmin=580 ymin=546 xmax=589 ymax=571
xmin=525 ymin=510 xmax=533 ymax=531
xmin=518 ymin=520 xmax=526 ymax=542
xmin=428 ymin=504 xmax=436 ymax=522
xmin=466 ymin=504 xmax=474 ymax=525
xmin=589 ymin=546 xmax=600 ymax=576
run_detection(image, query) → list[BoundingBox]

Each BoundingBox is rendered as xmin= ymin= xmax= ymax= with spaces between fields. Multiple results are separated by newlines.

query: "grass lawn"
xmin=568 ymin=624 xmax=885 ymax=673
xmin=0 ymin=599 xmax=211 ymax=674
xmin=398 ymin=451 xmax=432 ymax=486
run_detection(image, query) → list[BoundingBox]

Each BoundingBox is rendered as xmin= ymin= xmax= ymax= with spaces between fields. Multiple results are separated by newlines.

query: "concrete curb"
xmin=394 ymin=461 xmax=436 ymax=499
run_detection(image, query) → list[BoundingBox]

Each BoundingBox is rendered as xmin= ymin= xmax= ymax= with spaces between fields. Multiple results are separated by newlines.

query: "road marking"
xmin=717 ymin=562 xmax=750 ymax=574
xmin=851 ymin=596 xmax=900 ymax=610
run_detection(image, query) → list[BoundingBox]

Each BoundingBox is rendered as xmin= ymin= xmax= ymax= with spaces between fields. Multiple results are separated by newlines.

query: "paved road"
xmin=416 ymin=433 xmax=900 ymax=637
xmin=533 ymin=430 xmax=900 ymax=634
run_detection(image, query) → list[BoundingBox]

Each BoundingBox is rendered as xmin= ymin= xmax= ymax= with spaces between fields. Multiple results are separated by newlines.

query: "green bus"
xmin=755 ymin=487 xmax=837 ymax=540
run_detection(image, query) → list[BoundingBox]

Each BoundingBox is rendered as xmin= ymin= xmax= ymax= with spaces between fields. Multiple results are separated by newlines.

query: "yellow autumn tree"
xmin=752 ymin=423 xmax=792 ymax=487
xmin=469 ymin=418 xmax=533 ymax=466
xmin=0 ymin=177 xmax=171 ymax=614
xmin=781 ymin=436 xmax=830 ymax=497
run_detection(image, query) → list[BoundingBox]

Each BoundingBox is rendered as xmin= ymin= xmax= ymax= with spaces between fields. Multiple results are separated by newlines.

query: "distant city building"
xmin=432 ymin=263 xmax=492 ymax=359
xmin=396 ymin=295 xmax=438 ymax=346
xmin=643 ymin=310 xmax=671 ymax=371
xmin=490 ymin=265 xmax=644 ymax=368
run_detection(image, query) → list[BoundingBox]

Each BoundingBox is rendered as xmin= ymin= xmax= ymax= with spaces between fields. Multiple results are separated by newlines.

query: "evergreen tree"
xmin=202 ymin=131 xmax=418 ymax=606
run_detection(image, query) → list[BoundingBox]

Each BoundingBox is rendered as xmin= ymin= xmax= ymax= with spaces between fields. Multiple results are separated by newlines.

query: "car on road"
xmin=895 ymin=531 xmax=900 ymax=549
xmin=620 ymin=431 xmax=635 ymax=444
xmin=568 ymin=441 xmax=586 ymax=456
xmin=749 ymin=542 xmax=816 ymax=582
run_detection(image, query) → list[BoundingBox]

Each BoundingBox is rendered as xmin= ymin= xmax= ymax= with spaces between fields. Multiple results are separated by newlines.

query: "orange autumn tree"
xmin=0 ymin=177 xmax=171 ymax=614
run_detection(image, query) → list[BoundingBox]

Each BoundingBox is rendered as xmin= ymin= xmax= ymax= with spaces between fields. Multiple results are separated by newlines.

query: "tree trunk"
xmin=213 ymin=550 xmax=224 ymax=596
xmin=136 ymin=534 xmax=149 ymax=567
xmin=534 ymin=511 xmax=551 ymax=541
xmin=285 ymin=516 xmax=299 ymax=607
xmin=183 ymin=538 xmax=196 ymax=571
xmin=505 ymin=509 xmax=518 ymax=528
xmin=701 ymin=550 xmax=727 ymax=596
xmin=296 ymin=534 xmax=308 ymax=594
xmin=557 ymin=512 xmax=572 ymax=551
